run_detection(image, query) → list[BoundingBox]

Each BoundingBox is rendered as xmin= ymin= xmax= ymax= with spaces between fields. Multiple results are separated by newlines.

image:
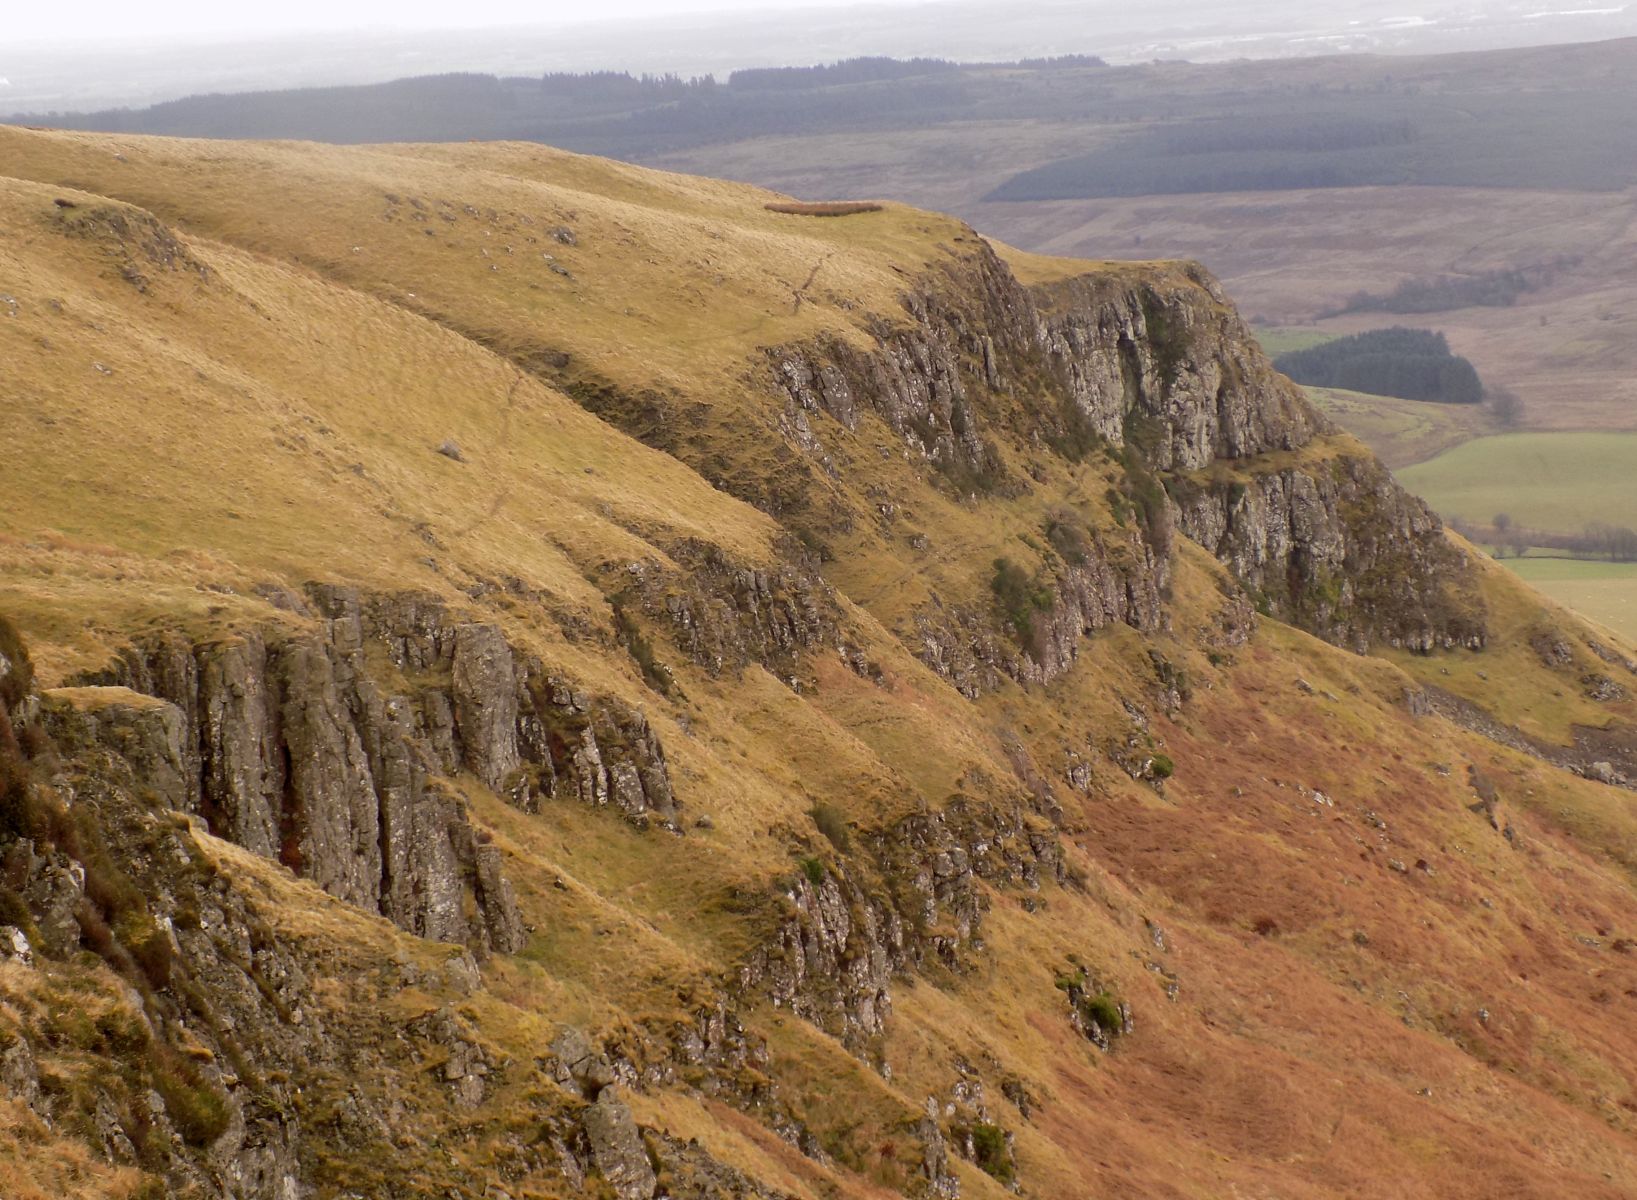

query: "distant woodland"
xmin=14 ymin=57 xmax=1100 ymax=157
xmin=1274 ymin=329 xmax=1486 ymax=404
xmin=1323 ymin=260 xmax=1580 ymax=317
xmin=17 ymin=53 xmax=1637 ymax=196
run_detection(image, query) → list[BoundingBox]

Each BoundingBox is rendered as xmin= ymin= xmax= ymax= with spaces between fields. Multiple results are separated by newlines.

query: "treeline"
xmin=1452 ymin=518 xmax=1637 ymax=562
xmin=728 ymin=57 xmax=962 ymax=89
xmin=987 ymin=141 xmax=1414 ymax=200
xmin=1579 ymin=525 xmax=1637 ymax=562
xmin=1015 ymin=55 xmax=1108 ymax=70
xmin=1274 ymin=328 xmax=1484 ymax=404
xmin=537 ymin=71 xmax=712 ymax=99
xmin=18 ymin=57 xmax=999 ymax=152
xmin=984 ymin=89 xmax=1637 ymax=201
xmin=606 ymin=77 xmax=974 ymax=146
xmin=1324 ymin=259 xmax=1578 ymax=317
xmin=24 ymin=53 xmax=1637 ymax=194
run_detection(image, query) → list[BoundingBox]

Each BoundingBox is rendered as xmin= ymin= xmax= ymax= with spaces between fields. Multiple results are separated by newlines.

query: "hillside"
xmin=27 ymin=40 xmax=1637 ymax=438
xmin=646 ymin=40 xmax=1637 ymax=437
xmin=4 ymin=127 xmax=1637 ymax=1200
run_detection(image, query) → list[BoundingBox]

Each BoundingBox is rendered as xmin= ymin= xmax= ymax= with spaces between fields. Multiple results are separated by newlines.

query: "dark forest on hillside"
xmin=1275 ymin=328 xmax=1486 ymax=404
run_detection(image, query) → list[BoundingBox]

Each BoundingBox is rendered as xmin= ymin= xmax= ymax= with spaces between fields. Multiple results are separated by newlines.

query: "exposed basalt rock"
xmin=916 ymin=525 xmax=1169 ymax=698
xmin=450 ymin=622 xmax=522 ymax=790
xmin=551 ymin=1025 xmax=622 ymax=1100
xmin=1409 ymin=683 xmax=1637 ymax=791
xmin=773 ymin=249 xmax=1319 ymax=485
xmin=940 ymin=1067 xmax=1020 ymax=1190
xmin=408 ymin=1005 xmax=500 ymax=1108
xmin=74 ymin=584 xmax=683 ymax=952
xmin=7 ymin=643 xmax=761 ymax=1200
xmin=551 ymin=1017 xmax=809 ymax=1198
xmin=1588 ymin=640 xmax=1637 ymax=674
xmin=1174 ymin=454 xmax=1486 ymax=653
xmin=56 ymin=202 xmax=212 ymax=292
xmin=633 ymin=538 xmax=840 ymax=679
xmin=1031 ymin=268 xmax=1324 ymax=470
xmin=774 ymin=312 xmax=1008 ymax=494
xmin=916 ymin=1096 xmax=961 ymax=1199
xmin=646 ymin=1129 xmax=798 ymax=1200
xmin=773 ymin=242 xmax=1483 ymax=666
xmin=1585 ymin=673 xmax=1628 ymax=702
xmin=1531 ymin=629 xmax=1575 ymax=668
xmin=3 ymin=715 xmax=321 ymax=1197
xmin=518 ymin=675 xmax=678 ymax=828
xmin=72 ymin=623 xmax=521 ymax=954
xmin=1056 ymin=967 xmax=1133 ymax=1053
xmin=583 ymin=1088 xmax=659 ymax=1200
xmin=0 ymin=663 xmax=665 ymax=1200
xmin=740 ymin=797 xmax=1062 ymax=1046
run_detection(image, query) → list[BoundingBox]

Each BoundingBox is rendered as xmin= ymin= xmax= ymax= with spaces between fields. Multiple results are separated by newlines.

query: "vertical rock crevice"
xmin=75 ymin=585 xmax=686 ymax=954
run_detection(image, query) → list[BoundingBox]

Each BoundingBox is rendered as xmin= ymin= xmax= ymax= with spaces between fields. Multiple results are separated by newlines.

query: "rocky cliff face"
xmin=741 ymin=797 xmax=1063 ymax=1049
xmin=10 ymin=132 xmax=1637 ymax=1200
xmin=74 ymin=584 xmax=689 ymax=955
xmin=631 ymin=536 xmax=841 ymax=679
xmin=771 ymin=246 xmax=1482 ymax=685
xmin=2 ymin=641 xmax=798 ymax=1200
xmin=4 ymin=613 xmax=1049 ymax=1200
xmin=1174 ymin=453 xmax=1487 ymax=653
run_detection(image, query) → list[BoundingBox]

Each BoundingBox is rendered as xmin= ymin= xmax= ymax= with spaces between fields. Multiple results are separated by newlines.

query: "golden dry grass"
xmin=6 ymin=126 xmax=1637 ymax=1199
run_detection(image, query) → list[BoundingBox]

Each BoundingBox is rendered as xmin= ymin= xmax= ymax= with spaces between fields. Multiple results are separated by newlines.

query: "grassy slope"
xmin=6 ymin=126 xmax=1637 ymax=1197
xmin=1304 ymin=384 xmax=1492 ymax=469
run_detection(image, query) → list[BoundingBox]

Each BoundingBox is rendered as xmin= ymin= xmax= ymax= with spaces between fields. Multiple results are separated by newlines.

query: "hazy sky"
xmin=7 ymin=0 xmax=938 ymax=42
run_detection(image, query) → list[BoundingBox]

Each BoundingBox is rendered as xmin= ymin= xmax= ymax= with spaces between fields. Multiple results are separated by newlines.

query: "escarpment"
xmin=4 ymin=610 xmax=1055 ymax=1199
xmin=764 ymin=243 xmax=1482 ymax=685
xmin=11 ymin=131 xmax=1637 ymax=1200
xmin=68 ymin=584 xmax=692 ymax=954
xmin=631 ymin=536 xmax=842 ymax=678
xmin=1173 ymin=453 xmax=1487 ymax=653
xmin=1 ymin=632 xmax=824 ymax=1200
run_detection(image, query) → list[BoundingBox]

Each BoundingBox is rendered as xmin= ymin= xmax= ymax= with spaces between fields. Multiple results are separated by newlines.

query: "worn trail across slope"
xmin=2 ymin=127 xmax=1637 ymax=1200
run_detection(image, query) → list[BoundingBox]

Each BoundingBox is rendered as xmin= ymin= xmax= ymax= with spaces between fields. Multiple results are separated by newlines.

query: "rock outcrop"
xmin=73 ymin=584 xmax=684 ymax=953
xmin=772 ymin=245 xmax=1485 ymax=679
xmin=742 ymin=797 xmax=1063 ymax=1047
xmin=583 ymin=1089 xmax=659 ymax=1200
xmin=1174 ymin=453 xmax=1486 ymax=653
xmin=632 ymin=537 xmax=840 ymax=679
xmin=913 ymin=522 xmax=1169 ymax=698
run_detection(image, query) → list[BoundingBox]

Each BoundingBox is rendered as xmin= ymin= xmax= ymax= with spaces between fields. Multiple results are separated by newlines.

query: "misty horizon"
xmin=6 ymin=0 xmax=1637 ymax=116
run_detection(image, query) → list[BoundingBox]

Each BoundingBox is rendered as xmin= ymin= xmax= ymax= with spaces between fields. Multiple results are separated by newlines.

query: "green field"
xmin=1503 ymin=557 xmax=1637 ymax=639
xmin=1397 ymin=432 xmax=1637 ymax=533
xmin=1254 ymin=326 xmax=1335 ymax=358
